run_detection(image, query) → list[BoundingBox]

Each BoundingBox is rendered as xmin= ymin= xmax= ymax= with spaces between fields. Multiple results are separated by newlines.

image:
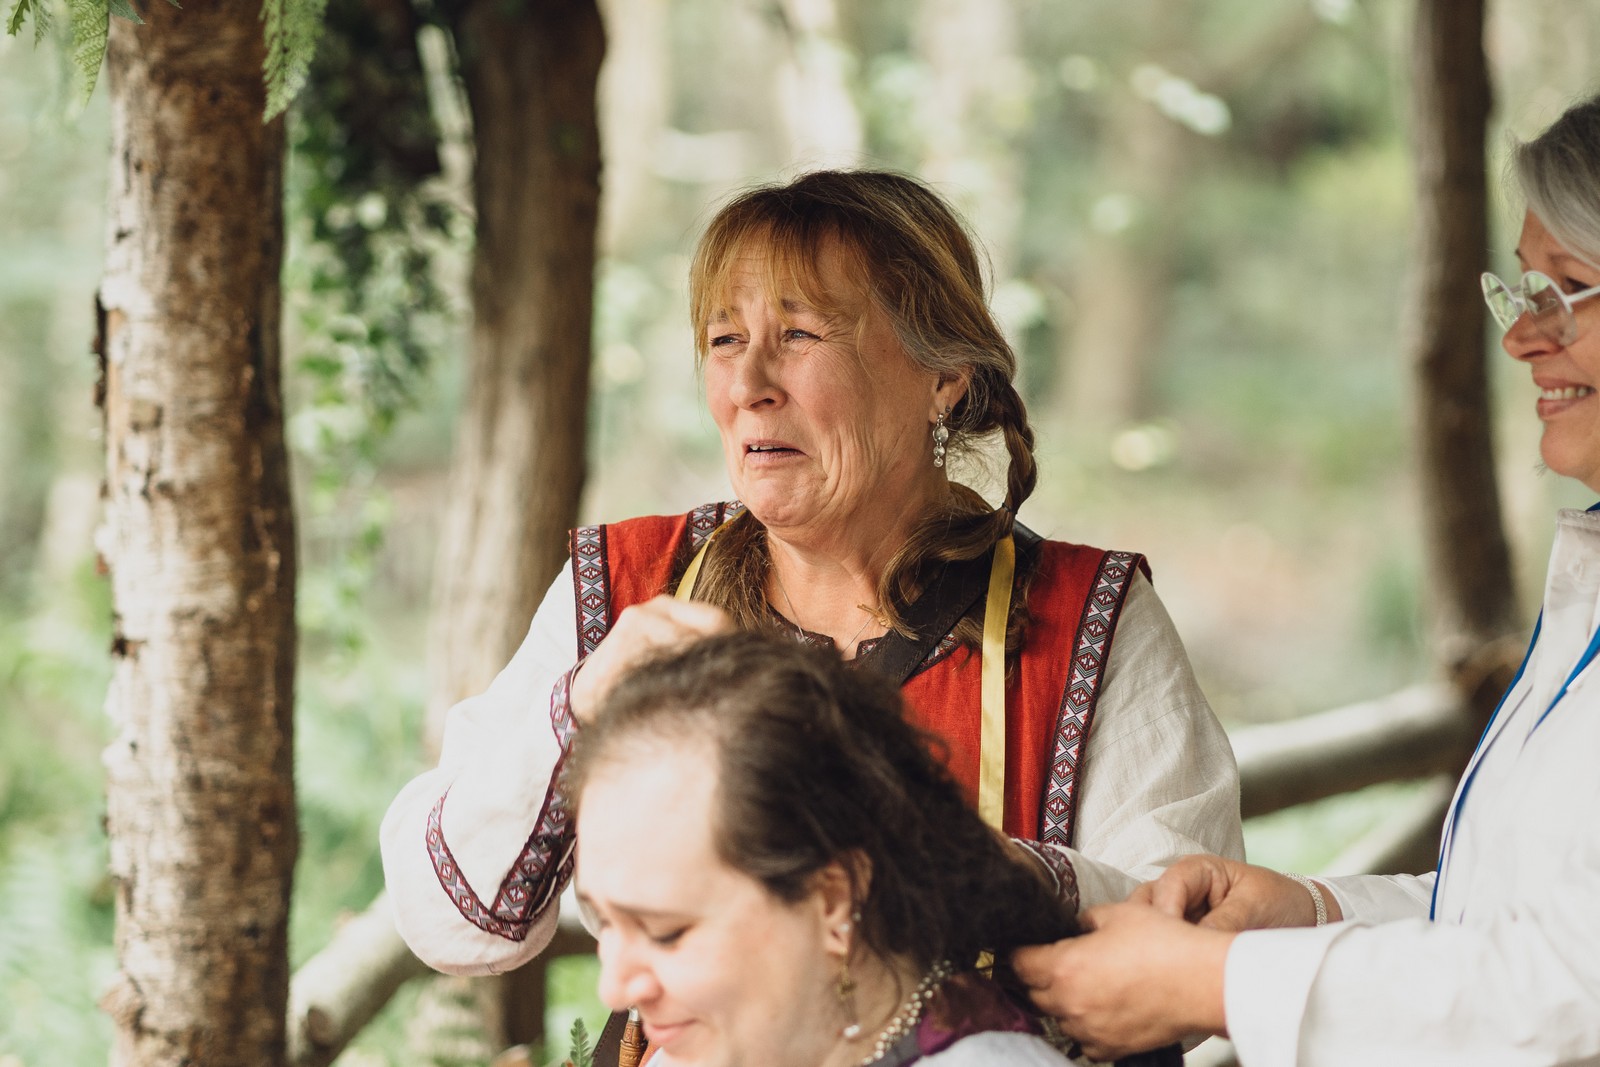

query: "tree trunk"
xmin=1053 ymin=86 xmax=1185 ymax=434
xmin=425 ymin=0 xmax=605 ymax=1052
xmin=96 ymin=3 xmax=297 ymax=1065
xmin=425 ymin=0 xmax=604 ymax=749
xmin=1405 ymin=0 xmax=1515 ymax=675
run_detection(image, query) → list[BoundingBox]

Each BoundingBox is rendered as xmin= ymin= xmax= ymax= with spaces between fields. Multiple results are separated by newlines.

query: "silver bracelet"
xmin=1285 ymin=873 xmax=1328 ymax=927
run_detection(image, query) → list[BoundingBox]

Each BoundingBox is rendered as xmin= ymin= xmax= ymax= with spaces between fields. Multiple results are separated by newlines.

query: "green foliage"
xmin=546 ymin=955 xmax=608 ymax=1067
xmin=263 ymin=0 xmax=328 ymax=121
xmin=284 ymin=0 xmax=458 ymax=657
xmin=65 ymin=0 xmax=106 ymax=101
xmin=7 ymin=0 xmax=51 ymax=44
xmin=7 ymin=0 xmax=322 ymax=117
xmin=566 ymin=1018 xmax=595 ymax=1067
xmin=0 ymin=564 xmax=114 ymax=1065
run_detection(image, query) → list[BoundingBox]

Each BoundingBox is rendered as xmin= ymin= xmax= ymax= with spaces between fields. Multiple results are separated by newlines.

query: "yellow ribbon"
xmin=682 ymin=525 xmax=1014 ymax=832
xmin=977 ymin=532 xmax=1015 ymax=831
xmin=675 ymin=540 xmax=712 ymax=602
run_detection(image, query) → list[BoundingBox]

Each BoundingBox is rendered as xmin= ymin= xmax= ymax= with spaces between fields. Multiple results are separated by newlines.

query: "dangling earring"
xmin=932 ymin=407 xmax=951 ymax=468
xmin=836 ymin=919 xmax=861 ymax=1040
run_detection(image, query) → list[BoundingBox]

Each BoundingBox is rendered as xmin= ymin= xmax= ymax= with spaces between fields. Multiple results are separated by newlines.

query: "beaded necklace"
xmin=857 ymin=960 xmax=952 ymax=1066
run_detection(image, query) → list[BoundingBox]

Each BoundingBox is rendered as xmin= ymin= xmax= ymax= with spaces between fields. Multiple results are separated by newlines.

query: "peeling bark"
xmin=99 ymin=3 xmax=297 ymax=1064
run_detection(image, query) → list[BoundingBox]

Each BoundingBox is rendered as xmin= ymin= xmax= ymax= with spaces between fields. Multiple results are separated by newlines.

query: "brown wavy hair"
xmin=684 ymin=170 xmax=1039 ymax=653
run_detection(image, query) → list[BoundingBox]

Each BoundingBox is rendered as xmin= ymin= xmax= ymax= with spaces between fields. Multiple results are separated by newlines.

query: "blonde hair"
xmin=684 ymin=170 xmax=1038 ymax=650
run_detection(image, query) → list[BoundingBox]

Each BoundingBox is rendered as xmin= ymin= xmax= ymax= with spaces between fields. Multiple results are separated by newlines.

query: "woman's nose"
xmin=596 ymin=934 xmax=662 ymax=1012
xmin=728 ymin=342 xmax=783 ymax=409
xmin=1502 ymin=308 xmax=1559 ymax=361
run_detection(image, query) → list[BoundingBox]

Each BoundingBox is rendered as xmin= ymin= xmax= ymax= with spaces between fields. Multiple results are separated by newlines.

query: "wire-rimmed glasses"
xmin=1481 ymin=270 xmax=1600 ymax=346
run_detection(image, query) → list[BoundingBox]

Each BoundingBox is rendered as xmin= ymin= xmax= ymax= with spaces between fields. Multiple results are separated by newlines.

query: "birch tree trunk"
xmin=96 ymin=3 xmax=297 ymax=1064
xmin=1405 ymin=0 xmax=1515 ymax=673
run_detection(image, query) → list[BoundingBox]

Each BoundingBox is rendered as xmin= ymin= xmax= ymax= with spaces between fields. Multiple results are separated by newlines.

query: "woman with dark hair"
xmin=1015 ymin=95 xmax=1600 ymax=1066
xmin=572 ymin=631 xmax=1178 ymax=1067
xmin=381 ymin=170 xmax=1242 ymax=974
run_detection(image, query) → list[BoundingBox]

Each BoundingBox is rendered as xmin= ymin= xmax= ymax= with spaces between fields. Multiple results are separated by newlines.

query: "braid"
xmin=995 ymin=382 xmax=1038 ymax=514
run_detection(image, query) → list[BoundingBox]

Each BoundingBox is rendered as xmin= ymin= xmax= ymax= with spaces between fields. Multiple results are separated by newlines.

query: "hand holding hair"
xmin=1133 ymin=854 xmax=1342 ymax=931
xmin=568 ymin=596 xmax=734 ymax=723
xmin=1011 ymin=901 xmax=1232 ymax=1062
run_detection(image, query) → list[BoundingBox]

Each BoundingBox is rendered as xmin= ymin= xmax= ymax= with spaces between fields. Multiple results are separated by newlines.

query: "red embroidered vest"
xmin=570 ymin=502 xmax=1145 ymax=847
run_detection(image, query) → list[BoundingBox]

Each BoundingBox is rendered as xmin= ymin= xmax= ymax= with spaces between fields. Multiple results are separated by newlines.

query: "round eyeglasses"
xmin=1481 ymin=269 xmax=1600 ymax=346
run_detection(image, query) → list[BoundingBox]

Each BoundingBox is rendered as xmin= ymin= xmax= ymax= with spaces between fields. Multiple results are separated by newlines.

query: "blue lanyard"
xmin=1430 ymin=503 xmax=1600 ymax=919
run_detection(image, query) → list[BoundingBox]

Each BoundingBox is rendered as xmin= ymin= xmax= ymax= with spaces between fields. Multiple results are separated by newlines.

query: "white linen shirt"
xmin=380 ymin=562 xmax=1243 ymax=975
xmin=1225 ymin=506 xmax=1600 ymax=1066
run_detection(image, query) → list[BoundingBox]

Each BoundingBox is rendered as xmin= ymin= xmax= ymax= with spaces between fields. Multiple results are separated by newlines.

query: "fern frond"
xmin=6 ymin=0 xmax=29 ymax=37
xmin=30 ymin=0 xmax=51 ymax=44
xmin=568 ymin=1017 xmax=595 ymax=1067
xmin=106 ymin=0 xmax=141 ymax=23
xmin=262 ymin=0 xmax=328 ymax=122
xmin=66 ymin=0 xmax=108 ymax=103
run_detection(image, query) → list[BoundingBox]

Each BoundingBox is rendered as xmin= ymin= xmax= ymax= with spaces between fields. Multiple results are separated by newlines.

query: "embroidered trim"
xmin=1039 ymin=550 xmax=1141 ymax=848
xmin=424 ymin=669 xmax=582 ymax=941
xmin=1012 ymin=837 xmax=1081 ymax=915
xmin=572 ymin=523 xmax=610 ymax=656
xmin=687 ymin=501 xmax=725 ymax=550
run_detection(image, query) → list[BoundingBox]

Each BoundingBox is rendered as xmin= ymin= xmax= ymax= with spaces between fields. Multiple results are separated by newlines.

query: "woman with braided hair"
xmin=381 ymin=169 xmax=1243 ymax=976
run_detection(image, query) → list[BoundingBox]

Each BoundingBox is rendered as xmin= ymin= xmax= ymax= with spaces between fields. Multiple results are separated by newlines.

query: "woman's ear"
xmin=816 ymin=853 xmax=871 ymax=955
xmin=930 ymin=369 xmax=971 ymax=422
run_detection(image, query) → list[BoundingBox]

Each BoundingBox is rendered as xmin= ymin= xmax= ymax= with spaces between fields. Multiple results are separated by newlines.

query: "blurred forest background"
xmin=3 ymin=0 xmax=1600 ymax=1063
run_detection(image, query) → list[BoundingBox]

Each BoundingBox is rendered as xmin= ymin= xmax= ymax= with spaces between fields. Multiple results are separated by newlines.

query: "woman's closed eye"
xmin=646 ymin=925 xmax=689 ymax=947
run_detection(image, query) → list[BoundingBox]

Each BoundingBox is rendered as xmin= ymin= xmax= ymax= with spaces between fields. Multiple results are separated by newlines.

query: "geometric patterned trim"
xmin=915 ymin=632 xmax=960 ymax=675
xmin=425 ymin=668 xmax=582 ymax=941
xmin=855 ymin=630 xmax=960 ymax=677
xmin=1038 ymin=550 xmax=1143 ymax=849
xmin=572 ymin=523 xmax=610 ymax=657
xmin=573 ymin=502 xmax=745 ymax=654
xmin=687 ymin=500 xmax=731 ymax=551
xmin=1011 ymin=837 xmax=1081 ymax=916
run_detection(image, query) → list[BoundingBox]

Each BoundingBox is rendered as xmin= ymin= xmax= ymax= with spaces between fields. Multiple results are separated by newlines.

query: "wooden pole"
xmin=1405 ymin=0 xmax=1516 ymax=677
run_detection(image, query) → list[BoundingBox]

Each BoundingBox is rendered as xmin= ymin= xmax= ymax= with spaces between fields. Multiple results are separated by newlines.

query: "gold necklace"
xmin=771 ymin=566 xmax=881 ymax=653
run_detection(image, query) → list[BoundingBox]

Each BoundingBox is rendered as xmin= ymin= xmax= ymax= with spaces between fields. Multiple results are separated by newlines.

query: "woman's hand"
xmin=569 ymin=596 xmax=735 ymax=724
xmin=1132 ymin=854 xmax=1341 ymax=930
xmin=1012 ymin=901 xmax=1232 ymax=1061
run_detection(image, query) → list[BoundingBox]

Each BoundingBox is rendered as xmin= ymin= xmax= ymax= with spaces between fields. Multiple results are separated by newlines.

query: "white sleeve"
xmin=1045 ymin=572 xmax=1246 ymax=910
xmin=1224 ymin=838 xmax=1600 ymax=1066
xmin=379 ymin=562 xmax=579 ymax=975
xmin=1320 ymin=870 xmax=1436 ymax=924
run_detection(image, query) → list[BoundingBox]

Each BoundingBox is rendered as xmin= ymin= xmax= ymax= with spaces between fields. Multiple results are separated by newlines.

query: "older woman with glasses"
xmin=1011 ymin=94 xmax=1600 ymax=1066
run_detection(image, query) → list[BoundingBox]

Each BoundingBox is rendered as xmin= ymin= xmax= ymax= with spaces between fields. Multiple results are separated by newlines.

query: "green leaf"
xmin=6 ymin=0 xmax=30 ymax=37
xmin=66 ymin=0 xmax=108 ymax=103
xmin=261 ymin=0 xmax=329 ymax=121
xmin=105 ymin=0 xmax=141 ymax=23
xmin=568 ymin=1017 xmax=594 ymax=1067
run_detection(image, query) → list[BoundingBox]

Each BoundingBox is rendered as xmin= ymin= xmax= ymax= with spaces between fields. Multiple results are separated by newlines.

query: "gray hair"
xmin=1513 ymin=93 xmax=1600 ymax=270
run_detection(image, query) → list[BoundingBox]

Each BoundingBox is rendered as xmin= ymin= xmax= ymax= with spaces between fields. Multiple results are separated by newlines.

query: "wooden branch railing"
xmin=1233 ymin=682 xmax=1476 ymax=819
xmin=287 ymin=894 xmax=432 ymax=1067
xmin=292 ymin=682 xmax=1483 ymax=1065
